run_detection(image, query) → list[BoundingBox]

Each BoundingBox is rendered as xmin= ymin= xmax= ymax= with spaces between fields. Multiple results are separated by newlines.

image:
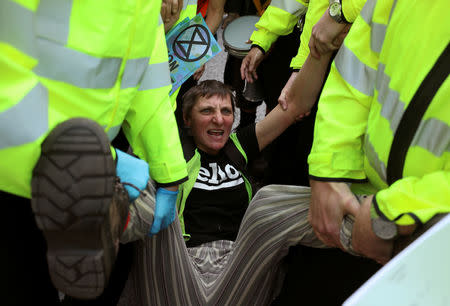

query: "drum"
xmin=222 ymin=15 xmax=260 ymax=59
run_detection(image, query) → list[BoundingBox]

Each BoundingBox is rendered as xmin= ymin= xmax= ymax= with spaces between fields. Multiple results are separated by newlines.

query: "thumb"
xmin=345 ymin=194 xmax=361 ymax=217
xmin=149 ymin=216 xmax=161 ymax=235
xmin=278 ymin=93 xmax=288 ymax=110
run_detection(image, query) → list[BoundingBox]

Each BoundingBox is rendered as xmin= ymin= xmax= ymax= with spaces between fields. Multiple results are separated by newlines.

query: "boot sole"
xmin=31 ymin=118 xmax=118 ymax=299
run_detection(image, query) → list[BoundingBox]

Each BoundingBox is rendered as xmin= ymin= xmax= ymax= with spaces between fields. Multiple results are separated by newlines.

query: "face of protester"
xmin=184 ymin=94 xmax=234 ymax=155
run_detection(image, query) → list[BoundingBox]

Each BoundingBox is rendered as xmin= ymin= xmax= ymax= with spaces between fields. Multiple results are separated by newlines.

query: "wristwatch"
xmin=329 ymin=0 xmax=348 ymax=24
xmin=370 ymin=200 xmax=399 ymax=240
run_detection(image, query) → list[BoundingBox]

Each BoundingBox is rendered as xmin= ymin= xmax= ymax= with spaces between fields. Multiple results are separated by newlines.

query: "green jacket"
xmin=308 ymin=0 xmax=450 ymax=225
xmin=177 ymin=133 xmax=253 ymax=239
xmin=0 ymin=0 xmax=188 ymax=198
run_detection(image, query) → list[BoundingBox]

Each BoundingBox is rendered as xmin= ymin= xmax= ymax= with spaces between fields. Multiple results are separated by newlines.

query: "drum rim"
xmin=222 ymin=15 xmax=260 ymax=52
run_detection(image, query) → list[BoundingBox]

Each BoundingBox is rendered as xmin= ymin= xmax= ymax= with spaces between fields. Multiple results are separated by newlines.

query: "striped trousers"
xmin=119 ymin=185 xmax=357 ymax=306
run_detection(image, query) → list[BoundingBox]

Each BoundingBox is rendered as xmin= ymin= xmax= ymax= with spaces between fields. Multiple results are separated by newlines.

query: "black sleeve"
xmin=236 ymin=123 xmax=260 ymax=162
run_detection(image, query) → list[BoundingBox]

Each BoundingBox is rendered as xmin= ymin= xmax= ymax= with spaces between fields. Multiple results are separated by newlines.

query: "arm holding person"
xmin=309 ymin=0 xmax=365 ymax=58
xmin=278 ymin=0 xmax=351 ymax=115
xmin=255 ymin=48 xmax=331 ymax=150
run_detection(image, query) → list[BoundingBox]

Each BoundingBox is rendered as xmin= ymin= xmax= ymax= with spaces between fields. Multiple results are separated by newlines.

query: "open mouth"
xmin=207 ymin=129 xmax=224 ymax=136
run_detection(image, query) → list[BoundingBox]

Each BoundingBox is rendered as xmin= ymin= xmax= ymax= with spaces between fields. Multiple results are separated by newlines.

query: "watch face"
xmin=372 ymin=218 xmax=398 ymax=240
xmin=329 ymin=2 xmax=341 ymax=17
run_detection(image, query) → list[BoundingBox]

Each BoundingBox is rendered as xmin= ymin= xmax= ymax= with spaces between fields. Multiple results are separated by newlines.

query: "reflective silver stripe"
xmin=106 ymin=125 xmax=122 ymax=141
xmin=183 ymin=0 xmax=197 ymax=10
xmin=359 ymin=0 xmax=397 ymax=53
xmin=121 ymin=57 xmax=150 ymax=89
xmin=3 ymin=1 xmax=162 ymax=91
xmin=376 ymin=63 xmax=405 ymax=132
xmin=138 ymin=62 xmax=172 ymax=91
xmin=158 ymin=14 xmax=163 ymax=26
xmin=359 ymin=0 xmax=376 ymax=23
xmin=270 ymin=0 xmax=307 ymax=16
xmin=0 ymin=1 xmax=36 ymax=56
xmin=335 ymin=44 xmax=376 ymax=96
xmin=359 ymin=0 xmax=382 ymax=53
xmin=364 ymin=133 xmax=387 ymax=182
xmin=0 ymin=83 xmax=48 ymax=149
xmin=412 ymin=118 xmax=450 ymax=157
xmin=36 ymin=0 xmax=72 ymax=44
xmin=370 ymin=23 xmax=386 ymax=53
xmin=33 ymin=39 xmax=121 ymax=88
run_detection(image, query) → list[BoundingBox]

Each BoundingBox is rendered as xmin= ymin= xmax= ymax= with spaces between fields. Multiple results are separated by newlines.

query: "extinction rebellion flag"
xmin=166 ymin=14 xmax=222 ymax=94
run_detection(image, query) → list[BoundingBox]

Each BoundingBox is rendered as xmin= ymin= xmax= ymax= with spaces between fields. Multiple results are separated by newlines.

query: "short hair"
xmin=182 ymin=80 xmax=235 ymax=121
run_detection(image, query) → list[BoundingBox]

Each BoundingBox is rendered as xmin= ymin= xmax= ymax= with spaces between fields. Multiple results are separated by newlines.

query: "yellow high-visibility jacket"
xmin=250 ymin=0 xmax=309 ymax=53
xmin=250 ymin=0 xmax=366 ymax=70
xmin=308 ymin=0 xmax=450 ymax=225
xmin=0 ymin=0 xmax=188 ymax=198
xmin=290 ymin=0 xmax=366 ymax=69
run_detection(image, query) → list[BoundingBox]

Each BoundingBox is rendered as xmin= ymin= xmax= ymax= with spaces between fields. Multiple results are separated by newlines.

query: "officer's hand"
xmin=115 ymin=148 xmax=149 ymax=201
xmin=240 ymin=46 xmax=264 ymax=83
xmin=351 ymin=195 xmax=393 ymax=264
xmin=149 ymin=187 xmax=179 ymax=235
xmin=309 ymin=180 xmax=360 ymax=248
xmin=309 ymin=9 xmax=349 ymax=59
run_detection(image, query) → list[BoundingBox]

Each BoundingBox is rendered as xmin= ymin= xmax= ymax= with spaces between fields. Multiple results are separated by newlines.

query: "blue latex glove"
xmin=149 ymin=187 xmax=178 ymax=235
xmin=115 ymin=148 xmax=149 ymax=201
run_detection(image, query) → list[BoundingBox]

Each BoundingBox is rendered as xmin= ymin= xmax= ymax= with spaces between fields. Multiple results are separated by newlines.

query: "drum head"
xmin=223 ymin=15 xmax=260 ymax=58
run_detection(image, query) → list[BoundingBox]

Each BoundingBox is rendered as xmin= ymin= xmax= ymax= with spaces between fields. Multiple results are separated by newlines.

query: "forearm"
xmin=255 ymin=104 xmax=296 ymax=151
xmin=205 ymin=0 xmax=225 ymax=34
xmin=256 ymin=54 xmax=331 ymax=150
xmin=286 ymin=53 xmax=332 ymax=114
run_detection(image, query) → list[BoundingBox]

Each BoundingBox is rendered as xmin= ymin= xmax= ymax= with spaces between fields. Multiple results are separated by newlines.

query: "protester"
xmin=118 ymin=78 xmax=363 ymax=305
xmin=1 ymin=1 xmax=188 ymax=304
xmin=308 ymin=0 xmax=449 ymax=264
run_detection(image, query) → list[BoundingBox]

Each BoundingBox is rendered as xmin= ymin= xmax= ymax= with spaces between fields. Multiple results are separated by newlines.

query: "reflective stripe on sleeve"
xmin=359 ymin=0 xmax=397 ymax=53
xmin=335 ymin=44 xmax=377 ymax=96
xmin=269 ymin=0 xmax=307 ymax=16
xmin=376 ymin=63 xmax=405 ymax=133
xmin=5 ymin=0 xmax=159 ymax=90
xmin=33 ymin=39 xmax=122 ymax=88
xmin=121 ymin=57 xmax=150 ymax=89
xmin=0 ymin=83 xmax=48 ymax=149
xmin=412 ymin=118 xmax=450 ymax=157
xmin=138 ymin=61 xmax=172 ymax=91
